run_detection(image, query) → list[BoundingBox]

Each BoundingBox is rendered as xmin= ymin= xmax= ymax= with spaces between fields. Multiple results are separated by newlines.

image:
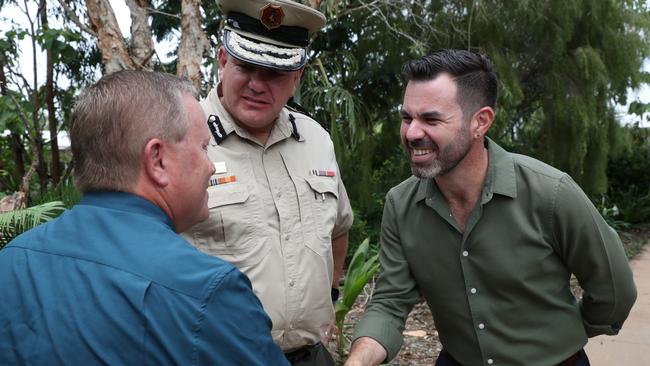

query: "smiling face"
xmin=218 ymin=48 xmax=303 ymax=140
xmin=400 ymin=73 xmax=475 ymax=178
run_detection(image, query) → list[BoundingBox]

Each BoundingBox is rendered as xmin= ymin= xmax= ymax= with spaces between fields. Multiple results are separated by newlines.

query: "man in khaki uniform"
xmin=183 ymin=0 xmax=353 ymax=364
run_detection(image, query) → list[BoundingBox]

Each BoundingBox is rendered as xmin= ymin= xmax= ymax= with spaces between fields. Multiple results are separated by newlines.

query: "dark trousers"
xmin=435 ymin=349 xmax=591 ymax=366
xmin=284 ymin=342 xmax=335 ymax=366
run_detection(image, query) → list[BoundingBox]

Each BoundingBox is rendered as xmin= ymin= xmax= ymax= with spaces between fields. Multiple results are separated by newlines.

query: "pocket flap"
xmin=304 ymin=176 xmax=339 ymax=199
xmin=207 ymin=183 xmax=250 ymax=208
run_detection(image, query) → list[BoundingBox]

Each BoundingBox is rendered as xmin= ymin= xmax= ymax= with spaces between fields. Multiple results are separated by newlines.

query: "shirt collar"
xmin=207 ymin=84 xmax=301 ymax=146
xmin=79 ymin=191 xmax=175 ymax=229
xmin=413 ymin=137 xmax=517 ymax=203
xmin=484 ymin=137 xmax=517 ymax=199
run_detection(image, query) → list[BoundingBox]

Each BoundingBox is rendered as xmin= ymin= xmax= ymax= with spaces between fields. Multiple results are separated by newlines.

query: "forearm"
xmin=345 ymin=337 xmax=387 ymax=366
xmin=332 ymin=232 xmax=349 ymax=288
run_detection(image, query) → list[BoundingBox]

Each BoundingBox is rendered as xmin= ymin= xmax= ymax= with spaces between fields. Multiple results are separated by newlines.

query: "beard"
xmin=405 ymin=123 xmax=474 ymax=178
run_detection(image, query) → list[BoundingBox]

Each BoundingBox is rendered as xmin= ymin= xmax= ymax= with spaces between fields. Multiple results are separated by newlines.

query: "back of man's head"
xmin=71 ymin=71 xmax=196 ymax=193
xmin=402 ymin=49 xmax=498 ymax=118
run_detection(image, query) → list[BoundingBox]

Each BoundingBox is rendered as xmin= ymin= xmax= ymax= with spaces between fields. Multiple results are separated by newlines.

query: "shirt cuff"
xmin=352 ymin=310 xmax=404 ymax=361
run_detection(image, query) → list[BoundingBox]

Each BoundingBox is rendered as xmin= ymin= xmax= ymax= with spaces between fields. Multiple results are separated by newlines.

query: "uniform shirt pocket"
xmin=302 ymin=176 xmax=339 ymax=256
xmin=189 ymin=182 xmax=269 ymax=268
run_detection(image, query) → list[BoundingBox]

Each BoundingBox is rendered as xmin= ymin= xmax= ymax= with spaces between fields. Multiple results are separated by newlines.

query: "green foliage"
xmin=2 ymin=0 xmax=649 ymax=261
xmin=297 ymin=0 xmax=650 ymax=254
xmin=31 ymin=181 xmax=81 ymax=209
xmin=607 ymin=123 xmax=650 ymax=223
xmin=0 ymin=200 xmax=65 ymax=248
xmin=334 ymin=238 xmax=380 ymax=357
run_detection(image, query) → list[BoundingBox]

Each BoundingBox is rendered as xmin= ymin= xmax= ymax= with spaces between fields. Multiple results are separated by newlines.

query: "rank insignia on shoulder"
xmin=207 ymin=114 xmax=227 ymax=144
xmin=310 ymin=169 xmax=335 ymax=177
xmin=208 ymin=175 xmax=237 ymax=187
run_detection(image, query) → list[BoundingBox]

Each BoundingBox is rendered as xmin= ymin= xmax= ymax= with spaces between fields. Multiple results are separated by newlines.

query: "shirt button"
xmin=478 ymin=323 xmax=485 ymax=330
xmin=470 ymin=288 xmax=477 ymax=294
xmin=284 ymin=234 xmax=290 ymax=241
xmin=289 ymin=280 xmax=295 ymax=287
xmin=462 ymin=251 xmax=469 ymax=257
xmin=487 ymin=359 xmax=494 ymax=364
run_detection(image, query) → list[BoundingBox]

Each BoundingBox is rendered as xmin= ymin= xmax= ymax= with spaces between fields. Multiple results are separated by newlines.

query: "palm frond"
xmin=0 ymin=201 xmax=66 ymax=248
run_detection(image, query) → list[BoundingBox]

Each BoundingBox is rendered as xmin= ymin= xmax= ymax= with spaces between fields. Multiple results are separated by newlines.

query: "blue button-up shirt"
xmin=0 ymin=191 xmax=289 ymax=365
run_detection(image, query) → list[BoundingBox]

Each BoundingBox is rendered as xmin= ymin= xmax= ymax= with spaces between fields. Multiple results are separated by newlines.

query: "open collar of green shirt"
xmin=414 ymin=137 xmax=518 ymax=207
xmin=210 ymin=84 xmax=303 ymax=147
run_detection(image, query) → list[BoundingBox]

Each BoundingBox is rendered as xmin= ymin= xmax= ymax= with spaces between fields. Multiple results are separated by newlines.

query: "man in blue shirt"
xmin=0 ymin=70 xmax=289 ymax=365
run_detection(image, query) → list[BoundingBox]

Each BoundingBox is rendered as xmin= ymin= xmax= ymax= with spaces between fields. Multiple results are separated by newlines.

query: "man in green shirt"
xmin=345 ymin=50 xmax=637 ymax=366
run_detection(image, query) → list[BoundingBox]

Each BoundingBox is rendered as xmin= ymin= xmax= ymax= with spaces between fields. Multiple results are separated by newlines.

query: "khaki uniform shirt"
xmin=184 ymin=88 xmax=353 ymax=351
xmin=353 ymin=138 xmax=636 ymax=366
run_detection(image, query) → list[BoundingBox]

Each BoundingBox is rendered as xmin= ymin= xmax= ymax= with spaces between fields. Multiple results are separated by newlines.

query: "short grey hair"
xmin=71 ymin=70 xmax=196 ymax=193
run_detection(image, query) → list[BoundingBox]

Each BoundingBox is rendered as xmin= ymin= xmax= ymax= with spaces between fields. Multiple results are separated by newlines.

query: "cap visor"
xmin=223 ymin=30 xmax=307 ymax=71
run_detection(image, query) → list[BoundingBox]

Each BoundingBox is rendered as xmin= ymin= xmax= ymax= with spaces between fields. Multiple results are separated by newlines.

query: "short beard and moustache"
xmin=405 ymin=121 xmax=474 ymax=178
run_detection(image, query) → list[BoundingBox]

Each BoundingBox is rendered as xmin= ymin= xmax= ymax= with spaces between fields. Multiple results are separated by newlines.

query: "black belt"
xmin=284 ymin=344 xmax=318 ymax=363
xmin=556 ymin=350 xmax=582 ymax=366
xmin=284 ymin=342 xmax=335 ymax=366
xmin=439 ymin=349 xmax=584 ymax=366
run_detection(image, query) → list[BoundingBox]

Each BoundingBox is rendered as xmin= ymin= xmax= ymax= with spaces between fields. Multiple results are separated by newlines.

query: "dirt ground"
xmin=337 ymin=288 xmax=441 ymax=365
xmin=331 ymin=224 xmax=650 ymax=365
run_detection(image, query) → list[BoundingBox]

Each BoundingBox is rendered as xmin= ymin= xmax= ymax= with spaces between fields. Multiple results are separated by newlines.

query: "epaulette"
xmin=285 ymin=97 xmax=330 ymax=133
xmin=207 ymin=114 xmax=228 ymax=144
xmin=286 ymin=97 xmax=315 ymax=119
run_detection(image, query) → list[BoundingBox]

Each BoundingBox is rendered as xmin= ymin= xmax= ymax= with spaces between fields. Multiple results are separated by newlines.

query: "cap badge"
xmin=260 ymin=4 xmax=284 ymax=30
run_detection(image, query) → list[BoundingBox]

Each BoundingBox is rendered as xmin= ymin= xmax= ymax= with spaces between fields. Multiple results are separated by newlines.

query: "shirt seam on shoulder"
xmin=515 ymin=159 xmax=564 ymax=180
xmin=548 ymin=173 xmax=568 ymax=252
xmin=9 ymin=245 xmax=204 ymax=299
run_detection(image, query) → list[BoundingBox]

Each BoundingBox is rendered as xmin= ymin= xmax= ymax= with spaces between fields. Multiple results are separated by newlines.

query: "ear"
xmin=142 ymin=138 xmax=170 ymax=188
xmin=291 ymin=68 xmax=304 ymax=95
xmin=472 ymin=106 xmax=495 ymax=138
xmin=218 ymin=47 xmax=228 ymax=70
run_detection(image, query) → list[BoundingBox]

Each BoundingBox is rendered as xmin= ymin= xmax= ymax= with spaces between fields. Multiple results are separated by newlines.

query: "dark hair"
xmin=71 ymin=70 xmax=196 ymax=193
xmin=401 ymin=49 xmax=498 ymax=117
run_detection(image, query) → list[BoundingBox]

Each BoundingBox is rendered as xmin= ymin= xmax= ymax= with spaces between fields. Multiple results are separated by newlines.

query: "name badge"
xmin=213 ymin=162 xmax=227 ymax=174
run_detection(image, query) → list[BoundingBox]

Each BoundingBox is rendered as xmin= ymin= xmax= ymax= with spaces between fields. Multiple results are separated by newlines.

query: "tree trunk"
xmin=32 ymin=0 xmax=47 ymax=196
xmin=307 ymin=0 xmax=321 ymax=9
xmin=177 ymin=0 xmax=209 ymax=91
xmin=0 ymin=61 xmax=26 ymax=182
xmin=41 ymin=0 xmax=61 ymax=186
xmin=125 ymin=0 xmax=155 ymax=69
xmin=85 ymin=0 xmax=135 ymax=73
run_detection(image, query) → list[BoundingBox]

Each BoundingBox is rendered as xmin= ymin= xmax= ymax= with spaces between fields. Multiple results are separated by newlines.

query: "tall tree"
xmin=177 ymin=0 xmax=209 ymax=90
xmin=125 ymin=0 xmax=155 ymax=69
xmin=84 ymin=0 xmax=135 ymax=73
xmin=40 ymin=0 xmax=62 ymax=186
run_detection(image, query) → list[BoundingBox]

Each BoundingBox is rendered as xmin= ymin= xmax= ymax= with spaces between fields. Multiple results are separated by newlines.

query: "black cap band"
xmin=225 ymin=11 xmax=310 ymax=47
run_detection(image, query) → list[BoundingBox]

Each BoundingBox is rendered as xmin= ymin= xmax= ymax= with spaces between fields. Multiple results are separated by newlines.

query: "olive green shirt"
xmin=353 ymin=138 xmax=636 ymax=366
xmin=184 ymin=88 xmax=353 ymax=351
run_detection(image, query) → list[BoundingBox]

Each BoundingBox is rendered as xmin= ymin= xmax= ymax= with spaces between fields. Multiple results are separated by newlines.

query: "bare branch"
xmin=147 ymin=8 xmax=181 ymax=19
xmin=56 ymin=0 xmax=97 ymax=36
